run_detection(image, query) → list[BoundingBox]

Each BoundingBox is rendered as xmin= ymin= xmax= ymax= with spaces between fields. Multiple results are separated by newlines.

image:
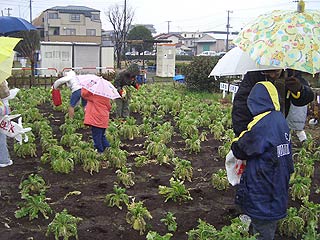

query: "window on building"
xmin=91 ymin=14 xmax=100 ymax=21
xmin=62 ymin=52 xmax=70 ymax=61
xmin=86 ymin=29 xmax=96 ymax=36
xmin=52 ymin=27 xmax=60 ymax=35
xmin=70 ymin=14 xmax=80 ymax=22
xmin=48 ymin=12 xmax=58 ymax=19
xmin=65 ymin=28 xmax=76 ymax=35
xmin=45 ymin=52 xmax=52 ymax=58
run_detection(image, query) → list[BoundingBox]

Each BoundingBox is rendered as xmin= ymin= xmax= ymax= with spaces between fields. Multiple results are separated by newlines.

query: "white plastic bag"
xmin=0 ymin=114 xmax=32 ymax=144
xmin=225 ymin=150 xmax=246 ymax=186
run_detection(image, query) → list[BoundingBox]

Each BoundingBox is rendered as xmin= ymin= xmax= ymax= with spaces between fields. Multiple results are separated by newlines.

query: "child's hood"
xmin=247 ymin=81 xmax=280 ymax=116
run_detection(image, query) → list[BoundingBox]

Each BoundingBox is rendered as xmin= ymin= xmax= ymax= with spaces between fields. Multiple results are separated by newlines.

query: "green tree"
xmin=181 ymin=56 xmax=218 ymax=91
xmin=127 ymin=26 xmax=154 ymax=54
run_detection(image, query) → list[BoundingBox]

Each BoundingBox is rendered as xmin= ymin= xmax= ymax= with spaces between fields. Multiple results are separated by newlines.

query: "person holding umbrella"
xmin=230 ymin=81 xmax=294 ymax=240
xmin=232 ymin=69 xmax=314 ymax=137
xmin=79 ymin=75 xmax=120 ymax=153
xmin=81 ymin=88 xmax=111 ymax=153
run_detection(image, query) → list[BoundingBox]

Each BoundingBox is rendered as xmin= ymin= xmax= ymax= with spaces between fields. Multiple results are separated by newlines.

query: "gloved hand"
xmin=135 ymin=83 xmax=140 ymax=90
xmin=119 ymin=89 xmax=126 ymax=98
xmin=285 ymin=77 xmax=302 ymax=94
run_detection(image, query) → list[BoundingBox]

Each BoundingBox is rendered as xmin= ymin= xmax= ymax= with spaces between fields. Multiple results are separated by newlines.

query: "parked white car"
xmin=197 ymin=51 xmax=217 ymax=56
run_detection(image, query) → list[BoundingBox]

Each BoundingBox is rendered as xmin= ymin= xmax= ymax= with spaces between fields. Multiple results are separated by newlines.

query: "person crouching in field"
xmin=230 ymin=81 xmax=294 ymax=240
xmin=53 ymin=70 xmax=87 ymax=118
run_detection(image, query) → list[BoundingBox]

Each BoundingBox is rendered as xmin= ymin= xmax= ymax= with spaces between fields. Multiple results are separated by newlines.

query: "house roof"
xmin=47 ymin=5 xmax=100 ymax=15
xmin=154 ymin=33 xmax=182 ymax=40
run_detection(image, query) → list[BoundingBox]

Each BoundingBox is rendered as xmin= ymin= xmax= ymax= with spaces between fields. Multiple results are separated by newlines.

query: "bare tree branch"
xmin=105 ymin=4 xmax=134 ymax=69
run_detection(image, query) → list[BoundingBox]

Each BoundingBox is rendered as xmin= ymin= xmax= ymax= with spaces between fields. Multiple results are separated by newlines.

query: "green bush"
xmin=181 ymin=56 xmax=218 ymax=91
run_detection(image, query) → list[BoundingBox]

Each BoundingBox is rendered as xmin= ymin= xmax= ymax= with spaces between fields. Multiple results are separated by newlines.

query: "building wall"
xmin=40 ymin=9 xmax=101 ymax=43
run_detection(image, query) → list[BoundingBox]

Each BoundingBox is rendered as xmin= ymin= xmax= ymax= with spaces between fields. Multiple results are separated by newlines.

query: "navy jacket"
xmin=231 ymin=81 xmax=294 ymax=221
xmin=232 ymin=70 xmax=314 ymax=136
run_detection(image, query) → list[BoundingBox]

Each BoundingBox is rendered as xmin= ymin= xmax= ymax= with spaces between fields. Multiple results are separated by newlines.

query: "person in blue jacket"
xmin=231 ymin=81 xmax=294 ymax=240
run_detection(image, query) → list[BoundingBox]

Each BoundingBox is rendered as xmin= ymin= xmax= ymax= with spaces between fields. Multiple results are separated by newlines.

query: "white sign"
xmin=229 ymin=84 xmax=239 ymax=93
xmin=220 ymin=82 xmax=229 ymax=91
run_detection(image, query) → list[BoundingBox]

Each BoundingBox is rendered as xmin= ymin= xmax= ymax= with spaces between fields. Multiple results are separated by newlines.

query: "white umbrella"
xmin=209 ymin=47 xmax=280 ymax=77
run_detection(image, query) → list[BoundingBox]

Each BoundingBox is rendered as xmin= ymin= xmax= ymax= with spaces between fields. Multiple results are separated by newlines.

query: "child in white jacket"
xmin=53 ymin=70 xmax=86 ymax=118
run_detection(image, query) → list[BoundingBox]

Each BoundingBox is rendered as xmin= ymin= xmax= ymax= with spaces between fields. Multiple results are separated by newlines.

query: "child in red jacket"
xmin=81 ymin=88 xmax=111 ymax=153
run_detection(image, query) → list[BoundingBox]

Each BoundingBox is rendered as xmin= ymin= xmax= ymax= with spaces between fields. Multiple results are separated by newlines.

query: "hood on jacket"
xmin=64 ymin=70 xmax=76 ymax=80
xmin=247 ymin=81 xmax=280 ymax=116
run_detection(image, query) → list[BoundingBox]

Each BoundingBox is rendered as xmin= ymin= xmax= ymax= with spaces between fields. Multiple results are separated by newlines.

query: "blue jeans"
xmin=91 ymin=126 xmax=110 ymax=153
xmin=251 ymin=218 xmax=278 ymax=240
xmin=0 ymin=133 xmax=10 ymax=164
xmin=70 ymin=89 xmax=87 ymax=108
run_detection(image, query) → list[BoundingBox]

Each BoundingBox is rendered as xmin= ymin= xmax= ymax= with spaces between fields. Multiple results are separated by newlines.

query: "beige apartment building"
xmin=33 ymin=6 xmax=102 ymax=44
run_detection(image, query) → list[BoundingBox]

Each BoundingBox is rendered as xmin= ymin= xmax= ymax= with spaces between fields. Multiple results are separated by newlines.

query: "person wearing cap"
xmin=53 ymin=70 xmax=87 ymax=118
xmin=114 ymin=70 xmax=139 ymax=119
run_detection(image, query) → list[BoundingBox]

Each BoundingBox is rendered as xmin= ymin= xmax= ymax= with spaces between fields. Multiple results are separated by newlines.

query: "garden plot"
xmin=0 ymin=84 xmax=319 ymax=240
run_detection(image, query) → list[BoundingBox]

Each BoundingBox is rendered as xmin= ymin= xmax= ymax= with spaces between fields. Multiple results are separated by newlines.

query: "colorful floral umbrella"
xmin=233 ymin=1 xmax=320 ymax=74
xmin=0 ymin=37 xmax=21 ymax=83
xmin=77 ymin=74 xmax=121 ymax=99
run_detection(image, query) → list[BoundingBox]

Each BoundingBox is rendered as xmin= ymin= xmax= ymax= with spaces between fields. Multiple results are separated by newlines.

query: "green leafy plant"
xmin=159 ymin=177 xmax=193 ymax=203
xmin=173 ymin=157 xmax=193 ymax=182
xmin=106 ymin=147 xmax=128 ymax=168
xmin=82 ymin=157 xmax=100 ymax=175
xmin=105 ymin=185 xmax=130 ymax=210
xmin=116 ymin=166 xmax=135 ymax=188
xmin=146 ymin=231 xmax=173 ymax=240
xmin=160 ymin=211 xmax=177 ymax=232
xmin=302 ymin=220 xmax=320 ymax=240
xmin=60 ymin=133 xmax=82 ymax=147
xmin=290 ymin=175 xmax=311 ymax=201
xmin=126 ymin=200 xmax=152 ymax=235
xmin=134 ymin=155 xmax=150 ymax=167
xmin=15 ymin=194 xmax=52 ymax=220
xmin=19 ymin=173 xmax=48 ymax=197
xmin=51 ymin=151 xmax=75 ymax=174
xmin=211 ymin=169 xmax=229 ymax=190
xmin=298 ymin=198 xmax=320 ymax=226
xmin=119 ymin=117 xmax=140 ymax=140
xmin=13 ymin=142 xmax=37 ymax=158
xmin=185 ymin=135 xmax=201 ymax=153
xmin=279 ymin=207 xmax=305 ymax=239
xmin=46 ymin=209 xmax=82 ymax=240
xmin=187 ymin=219 xmax=217 ymax=240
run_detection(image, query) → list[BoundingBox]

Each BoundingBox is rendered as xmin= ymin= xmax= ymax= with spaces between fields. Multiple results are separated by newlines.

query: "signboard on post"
xmin=220 ymin=82 xmax=229 ymax=98
xmin=229 ymin=84 xmax=239 ymax=102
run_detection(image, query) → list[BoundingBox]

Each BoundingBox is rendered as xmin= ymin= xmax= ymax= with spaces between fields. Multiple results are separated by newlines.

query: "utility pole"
xmin=4 ymin=7 xmax=12 ymax=16
xmin=122 ymin=0 xmax=127 ymax=64
xmin=166 ymin=21 xmax=171 ymax=34
xmin=226 ymin=10 xmax=233 ymax=52
xmin=29 ymin=0 xmax=32 ymax=23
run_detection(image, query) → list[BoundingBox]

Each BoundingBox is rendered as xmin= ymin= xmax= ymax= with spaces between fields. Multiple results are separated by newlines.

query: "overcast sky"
xmin=1 ymin=0 xmax=319 ymax=34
